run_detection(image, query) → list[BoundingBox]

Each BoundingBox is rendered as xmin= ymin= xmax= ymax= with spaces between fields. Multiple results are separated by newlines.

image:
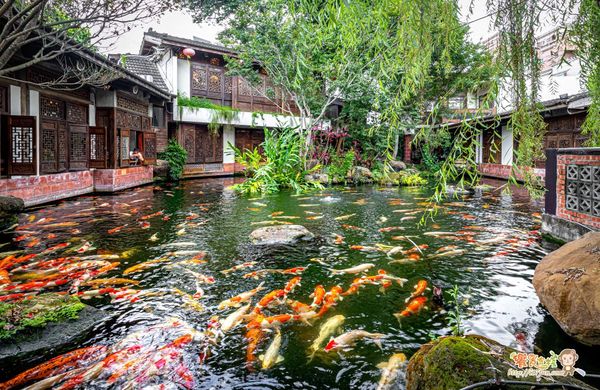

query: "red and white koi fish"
xmin=221 ymin=261 xmax=257 ymax=275
xmin=378 ymin=226 xmax=405 ymax=233
xmin=395 ymin=296 xmax=427 ymax=319
xmin=220 ymin=304 xmax=251 ymax=333
xmin=324 ymin=330 xmax=385 ymax=352
xmin=218 ymin=282 xmax=265 ymax=310
xmin=287 ymin=299 xmax=313 ymax=314
xmin=284 ymin=276 xmax=301 ymax=294
xmin=242 ymin=269 xmax=281 ymax=279
xmin=76 ymin=241 xmax=94 ymax=254
xmin=139 ymin=221 xmax=151 ymax=229
xmin=139 ymin=211 xmax=164 ymax=220
xmin=280 ymin=267 xmax=306 ymax=275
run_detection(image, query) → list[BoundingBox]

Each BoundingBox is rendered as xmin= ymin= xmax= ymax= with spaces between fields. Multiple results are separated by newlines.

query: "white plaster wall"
xmin=29 ymin=90 xmax=40 ymax=175
xmin=177 ymin=58 xmax=190 ymax=97
xmin=162 ymin=52 xmax=177 ymax=94
xmin=223 ymin=127 xmax=236 ymax=164
xmin=10 ymin=85 xmax=21 ymax=115
xmin=180 ymin=107 xmax=302 ymax=129
xmin=475 ymin=133 xmax=483 ymax=164
xmin=89 ymin=105 xmax=96 ymax=126
xmin=501 ymin=125 xmax=513 ymax=166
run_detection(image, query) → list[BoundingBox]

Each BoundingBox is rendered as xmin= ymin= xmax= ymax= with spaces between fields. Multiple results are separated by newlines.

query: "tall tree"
xmin=0 ymin=0 xmax=170 ymax=87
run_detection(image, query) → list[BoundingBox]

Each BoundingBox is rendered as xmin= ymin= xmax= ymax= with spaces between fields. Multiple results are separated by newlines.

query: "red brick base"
xmin=479 ymin=163 xmax=545 ymax=181
xmin=93 ymin=166 xmax=154 ymax=192
xmin=0 ymin=171 xmax=94 ymax=207
xmin=0 ymin=167 xmax=155 ymax=206
xmin=556 ymin=154 xmax=600 ymax=229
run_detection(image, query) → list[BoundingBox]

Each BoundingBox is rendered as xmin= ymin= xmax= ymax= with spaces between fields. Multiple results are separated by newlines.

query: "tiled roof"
xmin=119 ymin=55 xmax=170 ymax=93
xmin=144 ymin=30 xmax=235 ymax=55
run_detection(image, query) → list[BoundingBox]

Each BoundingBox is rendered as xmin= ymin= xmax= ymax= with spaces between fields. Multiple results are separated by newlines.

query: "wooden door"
xmin=118 ymin=129 xmax=130 ymax=167
xmin=144 ymin=132 xmax=157 ymax=165
xmin=7 ymin=116 xmax=36 ymax=175
xmin=89 ymin=126 xmax=107 ymax=168
xmin=198 ymin=128 xmax=223 ymax=163
xmin=183 ymin=124 xmax=196 ymax=163
xmin=69 ymin=124 xmax=89 ymax=170
xmin=41 ymin=120 xmax=58 ymax=173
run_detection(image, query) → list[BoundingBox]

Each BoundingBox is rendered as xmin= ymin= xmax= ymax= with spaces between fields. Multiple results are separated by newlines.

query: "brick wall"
xmin=0 ymin=171 xmax=94 ymax=207
xmin=93 ymin=166 xmax=154 ymax=192
xmin=556 ymin=154 xmax=600 ymax=229
xmin=479 ymin=163 xmax=546 ymax=181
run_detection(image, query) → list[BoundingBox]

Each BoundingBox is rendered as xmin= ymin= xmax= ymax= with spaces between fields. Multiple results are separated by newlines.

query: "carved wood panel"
xmin=41 ymin=96 xmax=65 ymax=120
xmin=144 ymin=132 xmax=157 ymax=164
xmin=7 ymin=116 xmax=36 ymax=175
xmin=67 ymin=103 xmax=87 ymax=124
xmin=89 ymin=126 xmax=107 ymax=168
xmin=69 ymin=124 xmax=88 ymax=170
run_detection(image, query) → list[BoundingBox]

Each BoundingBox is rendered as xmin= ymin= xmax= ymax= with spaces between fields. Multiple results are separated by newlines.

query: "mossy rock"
xmin=406 ymin=335 xmax=593 ymax=390
xmin=0 ymin=293 xmax=85 ymax=340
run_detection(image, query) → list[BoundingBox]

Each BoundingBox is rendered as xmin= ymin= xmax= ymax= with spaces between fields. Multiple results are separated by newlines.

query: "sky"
xmin=101 ymin=1 xmax=552 ymax=55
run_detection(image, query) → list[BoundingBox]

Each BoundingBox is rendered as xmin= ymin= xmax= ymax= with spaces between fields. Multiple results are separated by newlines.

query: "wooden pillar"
xmin=403 ymin=134 xmax=413 ymax=163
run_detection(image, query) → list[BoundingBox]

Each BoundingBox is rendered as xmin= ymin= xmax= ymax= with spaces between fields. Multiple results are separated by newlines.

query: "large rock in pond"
xmin=304 ymin=173 xmax=329 ymax=185
xmin=250 ymin=225 xmax=314 ymax=245
xmin=533 ymin=231 xmax=600 ymax=346
xmin=153 ymin=159 xmax=169 ymax=179
xmin=0 ymin=196 xmax=24 ymax=230
xmin=389 ymin=160 xmax=407 ymax=171
xmin=0 ymin=293 xmax=106 ymax=367
xmin=350 ymin=166 xmax=373 ymax=184
xmin=406 ymin=335 xmax=593 ymax=390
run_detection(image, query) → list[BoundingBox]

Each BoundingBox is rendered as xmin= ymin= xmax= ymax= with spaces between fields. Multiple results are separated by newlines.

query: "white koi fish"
xmin=330 ymin=263 xmax=375 ymax=275
xmin=259 ymin=329 xmax=284 ymax=370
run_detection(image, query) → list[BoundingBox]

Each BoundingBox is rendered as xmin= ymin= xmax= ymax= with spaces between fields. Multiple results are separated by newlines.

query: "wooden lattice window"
xmin=41 ymin=96 xmax=65 ymax=120
xmin=252 ymin=76 xmax=265 ymax=97
xmin=67 ymin=103 xmax=87 ymax=124
xmin=224 ymin=76 xmax=233 ymax=94
xmin=238 ymin=77 xmax=252 ymax=96
xmin=89 ymin=127 xmax=106 ymax=168
xmin=116 ymin=110 xmax=141 ymax=131
xmin=69 ymin=125 xmax=88 ymax=170
xmin=6 ymin=116 xmax=36 ymax=175
xmin=117 ymin=95 xmax=148 ymax=115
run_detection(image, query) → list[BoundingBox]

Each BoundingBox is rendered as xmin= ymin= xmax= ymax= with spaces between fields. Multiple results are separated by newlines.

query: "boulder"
xmin=304 ymin=173 xmax=329 ymax=185
xmin=0 ymin=294 xmax=106 ymax=368
xmin=349 ymin=166 xmax=373 ymax=184
xmin=153 ymin=159 xmax=169 ymax=179
xmin=444 ymin=185 xmax=474 ymax=196
xmin=406 ymin=335 xmax=593 ymax=390
xmin=533 ymin=232 xmax=600 ymax=346
xmin=389 ymin=160 xmax=407 ymax=171
xmin=0 ymin=196 xmax=24 ymax=230
xmin=250 ymin=225 xmax=314 ymax=246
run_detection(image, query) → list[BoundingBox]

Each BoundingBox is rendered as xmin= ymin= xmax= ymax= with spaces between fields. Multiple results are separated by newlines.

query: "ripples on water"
xmin=1 ymin=178 xmax=598 ymax=389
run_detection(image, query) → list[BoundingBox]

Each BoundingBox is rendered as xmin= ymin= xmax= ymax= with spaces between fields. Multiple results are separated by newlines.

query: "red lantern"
xmin=182 ymin=48 xmax=195 ymax=58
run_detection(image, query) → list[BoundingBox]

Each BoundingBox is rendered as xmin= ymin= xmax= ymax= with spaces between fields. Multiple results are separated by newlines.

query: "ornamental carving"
xmin=224 ymin=76 xmax=232 ymax=94
xmin=192 ymin=65 xmax=207 ymax=91
xmin=208 ymin=68 xmax=222 ymax=93
xmin=11 ymin=126 xmax=34 ymax=164
xmin=238 ymin=77 xmax=252 ymax=97
xmin=117 ymin=95 xmax=148 ymax=115
xmin=209 ymin=57 xmax=220 ymax=66
xmin=252 ymin=76 xmax=265 ymax=97
xmin=116 ymin=109 xmax=141 ymax=130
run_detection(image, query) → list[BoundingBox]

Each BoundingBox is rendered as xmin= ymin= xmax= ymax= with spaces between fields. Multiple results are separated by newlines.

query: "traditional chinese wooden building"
xmin=0 ymin=41 xmax=171 ymax=206
xmin=137 ymin=30 xmax=303 ymax=177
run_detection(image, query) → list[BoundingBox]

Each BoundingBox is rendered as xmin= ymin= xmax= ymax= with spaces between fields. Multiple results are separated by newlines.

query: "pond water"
xmin=1 ymin=178 xmax=598 ymax=389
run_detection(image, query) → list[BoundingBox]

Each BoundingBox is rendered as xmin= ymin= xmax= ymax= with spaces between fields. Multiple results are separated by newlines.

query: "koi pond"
xmin=0 ymin=178 xmax=598 ymax=389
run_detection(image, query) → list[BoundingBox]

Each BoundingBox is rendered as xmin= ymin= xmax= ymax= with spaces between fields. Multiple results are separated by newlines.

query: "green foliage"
xmin=446 ymin=285 xmax=470 ymax=337
xmin=231 ymin=143 xmax=262 ymax=176
xmin=177 ymin=94 xmax=240 ymax=135
xmin=326 ymin=150 xmax=355 ymax=183
xmin=572 ymin=0 xmax=600 ymax=146
xmin=0 ymin=294 xmax=85 ymax=340
xmin=158 ymin=139 xmax=188 ymax=181
xmin=231 ymin=128 xmax=323 ymax=194
xmin=398 ymin=171 xmax=428 ymax=186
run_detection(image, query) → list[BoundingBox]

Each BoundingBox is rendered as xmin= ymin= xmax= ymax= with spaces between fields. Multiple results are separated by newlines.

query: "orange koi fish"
xmin=281 ymin=267 xmax=306 ymax=275
xmin=407 ymin=280 xmax=428 ymax=301
xmin=139 ymin=210 xmax=164 ymax=220
xmin=287 ymin=299 xmax=312 ymax=314
xmin=316 ymin=286 xmax=343 ymax=317
xmin=310 ymin=285 xmax=326 ymax=308
xmin=395 ymin=296 xmax=427 ymax=318
xmin=284 ymin=276 xmax=301 ymax=294
xmin=254 ymin=289 xmax=286 ymax=314
xmin=259 ymin=314 xmax=295 ymax=328
xmin=25 ymin=238 xmax=41 ymax=248
xmin=333 ymin=234 xmax=345 ymax=245
xmin=341 ymin=224 xmax=366 ymax=232
xmin=0 ymin=269 xmax=10 ymax=285
xmin=186 ymin=213 xmax=199 ymax=220
xmin=245 ymin=327 xmax=264 ymax=369
xmin=107 ymin=224 xmax=127 ymax=234
xmin=139 ymin=221 xmax=151 ymax=229
xmin=41 ymin=242 xmax=70 ymax=255
xmin=13 ymin=234 xmax=31 ymax=242
xmin=218 ymin=282 xmax=265 ymax=310
xmin=462 ymin=214 xmax=476 ymax=220
xmin=242 ymin=269 xmax=278 ymax=279
xmin=0 ymin=345 xmax=107 ymax=390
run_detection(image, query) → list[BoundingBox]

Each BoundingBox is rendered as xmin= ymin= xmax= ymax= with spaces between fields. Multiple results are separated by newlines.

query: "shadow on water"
xmin=0 ymin=177 xmax=597 ymax=388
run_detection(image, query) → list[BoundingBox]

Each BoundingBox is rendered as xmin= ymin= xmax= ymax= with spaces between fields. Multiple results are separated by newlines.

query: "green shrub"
xmin=158 ymin=139 xmax=188 ymax=181
xmin=398 ymin=171 xmax=428 ymax=186
xmin=326 ymin=150 xmax=355 ymax=183
xmin=231 ymin=128 xmax=323 ymax=195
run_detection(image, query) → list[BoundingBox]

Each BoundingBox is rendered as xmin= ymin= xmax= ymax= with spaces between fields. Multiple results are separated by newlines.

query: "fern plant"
xmin=158 ymin=139 xmax=188 ymax=181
